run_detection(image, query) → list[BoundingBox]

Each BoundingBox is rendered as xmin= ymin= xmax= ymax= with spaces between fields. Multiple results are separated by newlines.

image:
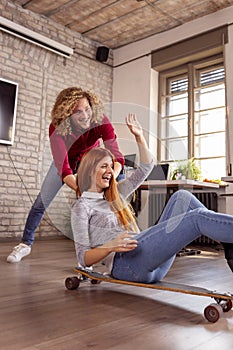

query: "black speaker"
xmin=96 ymin=46 xmax=109 ymax=62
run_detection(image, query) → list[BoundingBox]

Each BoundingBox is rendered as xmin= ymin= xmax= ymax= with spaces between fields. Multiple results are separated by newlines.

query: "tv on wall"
xmin=0 ymin=78 xmax=18 ymax=145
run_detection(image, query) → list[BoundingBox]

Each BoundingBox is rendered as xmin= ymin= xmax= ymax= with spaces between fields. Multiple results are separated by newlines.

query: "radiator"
xmin=148 ymin=192 xmax=167 ymax=226
xmin=148 ymin=191 xmax=218 ymax=246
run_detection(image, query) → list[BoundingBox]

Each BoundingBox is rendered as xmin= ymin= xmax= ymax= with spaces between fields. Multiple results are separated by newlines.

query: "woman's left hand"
xmin=126 ymin=113 xmax=143 ymax=138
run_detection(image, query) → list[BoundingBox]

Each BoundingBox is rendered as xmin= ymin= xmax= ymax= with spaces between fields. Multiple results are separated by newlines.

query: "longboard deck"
xmin=65 ymin=267 xmax=233 ymax=322
xmin=73 ymin=267 xmax=233 ymax=300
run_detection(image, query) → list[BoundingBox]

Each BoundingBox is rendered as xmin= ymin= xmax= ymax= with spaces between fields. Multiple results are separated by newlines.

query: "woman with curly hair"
xmin=71 ymin=114 xmax=233 ymax=281
xmin=7 ymin=87 xmax=124 ymax=263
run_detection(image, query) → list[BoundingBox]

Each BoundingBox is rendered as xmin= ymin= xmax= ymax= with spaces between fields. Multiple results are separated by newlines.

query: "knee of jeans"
xmin=32 ymin=194 xmax=46 ymax=211
xmin=177 ymin=189 xmax=192 ymax=199
xmin=170 ymin=189 xmax=189 ymax=202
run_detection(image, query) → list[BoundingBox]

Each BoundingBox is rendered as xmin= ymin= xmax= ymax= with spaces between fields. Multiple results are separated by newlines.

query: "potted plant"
xmin=172 ymin=158 xmax=201 ymax=180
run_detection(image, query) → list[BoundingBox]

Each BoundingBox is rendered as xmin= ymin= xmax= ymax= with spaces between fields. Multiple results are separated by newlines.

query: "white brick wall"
xmin=0 ymin=0 xmax=113 ymax=240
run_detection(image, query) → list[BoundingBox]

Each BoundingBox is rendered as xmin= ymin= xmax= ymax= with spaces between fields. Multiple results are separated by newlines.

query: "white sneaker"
xmin=7 ymin=243 xmax=31 ymax=263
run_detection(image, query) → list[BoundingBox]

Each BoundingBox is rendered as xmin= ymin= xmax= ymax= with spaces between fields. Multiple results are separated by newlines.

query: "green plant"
xmin=172 ymin=158 xmax=201 ymax=180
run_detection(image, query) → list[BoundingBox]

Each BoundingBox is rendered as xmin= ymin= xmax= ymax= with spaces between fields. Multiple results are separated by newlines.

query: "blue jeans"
xmin=22 ymin=162 xmax=63 ymax=245
xmin=112 ymin=189 xmax=233 ymax=283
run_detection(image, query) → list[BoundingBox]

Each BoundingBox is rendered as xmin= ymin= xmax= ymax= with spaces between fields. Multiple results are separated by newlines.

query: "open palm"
xmin=126 ymin=113 xmax=143 ymax=137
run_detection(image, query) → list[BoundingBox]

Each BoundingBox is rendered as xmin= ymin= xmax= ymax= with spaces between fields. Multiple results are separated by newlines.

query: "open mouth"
xmin=102 ymin=175 xmax=112 ymax=182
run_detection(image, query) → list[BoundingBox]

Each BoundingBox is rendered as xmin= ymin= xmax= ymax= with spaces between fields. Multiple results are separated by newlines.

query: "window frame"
xmin=158 ymin=54 xmax=226 ymax=177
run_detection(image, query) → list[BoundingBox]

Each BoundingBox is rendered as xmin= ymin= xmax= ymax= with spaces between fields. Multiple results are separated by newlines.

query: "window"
xmin=158 ymin=56 xmax=226 ymax=179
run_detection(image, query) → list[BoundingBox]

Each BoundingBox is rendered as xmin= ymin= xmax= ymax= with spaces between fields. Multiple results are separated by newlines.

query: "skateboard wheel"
xmin=65 ymin=276 xmax=80 ymax=290
xmin=222 ymin=299 xmax=233 ymax=312
xmin=204 ymin=303 xmax=223 ymax=323
xmin=91 ymin=279 xmax=101 ymax=285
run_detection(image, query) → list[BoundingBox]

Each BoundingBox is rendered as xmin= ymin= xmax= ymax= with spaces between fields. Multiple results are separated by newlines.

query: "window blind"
xmin=200 ymin=67 xmax=225 ymax=86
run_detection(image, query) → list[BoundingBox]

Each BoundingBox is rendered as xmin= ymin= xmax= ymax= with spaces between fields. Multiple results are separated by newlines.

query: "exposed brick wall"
xmin=0 ymin=0 xmax=113 ymax=240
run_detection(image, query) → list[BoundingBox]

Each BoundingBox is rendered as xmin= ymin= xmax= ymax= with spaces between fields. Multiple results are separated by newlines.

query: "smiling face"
xmin=70 ymin=97 xmax=93 ymax=130
xmin=89 ymin=155 xmax=114 ymax=193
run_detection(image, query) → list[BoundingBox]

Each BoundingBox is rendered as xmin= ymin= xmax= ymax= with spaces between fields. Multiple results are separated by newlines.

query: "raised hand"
xmin=126 ymin=112 xmax=152 ymax=164
xmin=126 ymin=113 xmax=143 ymax=138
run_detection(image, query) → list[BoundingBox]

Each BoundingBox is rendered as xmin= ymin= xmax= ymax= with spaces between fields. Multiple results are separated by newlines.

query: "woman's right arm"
xmin=84 ymin=232 xmax=138 ymax=267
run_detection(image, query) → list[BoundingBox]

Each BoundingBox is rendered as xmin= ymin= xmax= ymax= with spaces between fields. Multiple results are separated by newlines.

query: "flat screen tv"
xmin=0 ymin=78 xmax=18 ymax=145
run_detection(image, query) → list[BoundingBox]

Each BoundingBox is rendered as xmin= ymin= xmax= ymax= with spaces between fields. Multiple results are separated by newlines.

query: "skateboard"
xmin=65 ymin=267 xmax=233 ymax=323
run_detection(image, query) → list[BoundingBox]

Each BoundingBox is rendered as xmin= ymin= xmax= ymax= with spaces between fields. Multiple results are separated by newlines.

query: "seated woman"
xmin=71 ymin=113 xmax=233 ymax=283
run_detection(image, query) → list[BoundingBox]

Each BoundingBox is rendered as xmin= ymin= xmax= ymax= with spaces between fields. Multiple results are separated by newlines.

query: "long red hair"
xmin=76 ymin=148 xmax=139 ymax=232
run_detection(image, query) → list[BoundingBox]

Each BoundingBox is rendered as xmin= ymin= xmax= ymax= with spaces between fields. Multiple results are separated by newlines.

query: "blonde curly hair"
xmin=51 ymin=87 xmax=104 ymax=136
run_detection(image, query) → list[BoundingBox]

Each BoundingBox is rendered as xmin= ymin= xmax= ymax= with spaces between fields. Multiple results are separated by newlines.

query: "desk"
xmin=139 ymin=179 xmax=219 ymax=192
xmin=135 ymin=180 xmax=220 ymax=219
xmin=134 ymin=180 xmax=222 ymax=229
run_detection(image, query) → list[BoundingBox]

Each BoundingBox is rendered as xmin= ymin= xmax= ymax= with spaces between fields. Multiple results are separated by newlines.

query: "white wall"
xmin=112 ymin=55 xmax=159 ymax=164
xmin=112 ymin=56 xmax=151 ymax=160
xmin=112 ymin=5 xmax=233 ymax=172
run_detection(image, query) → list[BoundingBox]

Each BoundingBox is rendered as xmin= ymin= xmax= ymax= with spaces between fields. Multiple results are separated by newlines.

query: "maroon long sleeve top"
xmin=49 ymin=115 xmax=125 ymax=181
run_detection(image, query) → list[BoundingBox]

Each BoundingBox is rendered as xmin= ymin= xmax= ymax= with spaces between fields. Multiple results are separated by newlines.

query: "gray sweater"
xmin=71 ymin=160 xmax=154 ymax=272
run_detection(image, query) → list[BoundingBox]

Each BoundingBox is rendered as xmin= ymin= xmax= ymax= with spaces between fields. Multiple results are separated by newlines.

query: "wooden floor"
xmin=1 ymin=238 xmax=233 ymax=350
